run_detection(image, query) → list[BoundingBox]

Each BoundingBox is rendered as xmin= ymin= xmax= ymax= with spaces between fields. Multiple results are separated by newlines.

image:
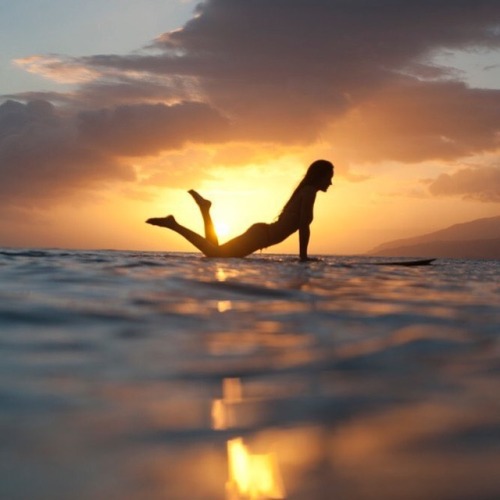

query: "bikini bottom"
xmin=245 ymin=223 xmax=272 ymax=250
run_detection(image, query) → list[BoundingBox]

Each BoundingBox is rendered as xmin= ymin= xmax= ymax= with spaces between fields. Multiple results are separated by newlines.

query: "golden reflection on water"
xmin=216 ymin=266 xmax=228 ymax=282
xmin=226 ymin=438 xmax=285 ymax=500
xmin=212 ymin=378 xmax=242 ymax=430
xmin=218 ymin=300 xmax=233 ymax=313
xmin=212 ymin=378 xmax=286 ymax=499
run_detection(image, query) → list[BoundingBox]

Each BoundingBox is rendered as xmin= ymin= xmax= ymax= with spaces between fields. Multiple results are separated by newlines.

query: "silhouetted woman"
xmin=146 ymin=159 xmax=334 ymax=261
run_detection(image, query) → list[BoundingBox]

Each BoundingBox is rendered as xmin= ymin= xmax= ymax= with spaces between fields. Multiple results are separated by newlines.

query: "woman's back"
xmin=268 ymin=186 xmax=316 ymax=244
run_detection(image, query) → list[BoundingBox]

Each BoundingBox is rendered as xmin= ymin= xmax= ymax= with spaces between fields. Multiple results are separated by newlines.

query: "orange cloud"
xmin=330 ymin=81 xmax=500 ymax=163
xmin=14 ymin=55 xmax=100 ymax=84
xmin=428 ymin=166 xmax=500 ymax=202
xmin=78 ymin=101 xmax=229 ymax=156
xmin=0 ymin=100 xmax=132 ymax=209
xmin=0 ymin=99 xmax=227 ymax=210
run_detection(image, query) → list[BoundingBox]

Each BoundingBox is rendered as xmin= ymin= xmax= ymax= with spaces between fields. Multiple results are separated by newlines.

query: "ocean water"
xmin=0 ymin=249 xmax=499 ymax=500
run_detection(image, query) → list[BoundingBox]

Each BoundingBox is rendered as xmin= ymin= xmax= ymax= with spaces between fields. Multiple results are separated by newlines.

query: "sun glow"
xmin=215 ymin=220 xmax=231 ymax=240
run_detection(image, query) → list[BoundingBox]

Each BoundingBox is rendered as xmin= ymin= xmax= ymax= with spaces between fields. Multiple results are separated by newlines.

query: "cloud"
xmin=330 ymin=80 xmax=500 ymax=163
xmin=0 ymin=100 xmax=131 ymax=209
xmin=428 ymin=166 xmax=500 ymax=202
xmin=485 ymin=63 xmax=500 ymax=71
xmin=3 ymin=0 xmax=500 ymax=209
xmin=14 ymin=55 xmax=100 ymax=84
xmin=78 ymin=101 xmax=229 ymax=156
xmin=0 ymin=98 xmax=228 ymax=209
xmin=76 ymin=0 xmax=500 ymax=145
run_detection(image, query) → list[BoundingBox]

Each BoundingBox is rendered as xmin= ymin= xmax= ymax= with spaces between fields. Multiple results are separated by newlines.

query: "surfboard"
xmin=370 ymin=258 xmax=436 ymax=266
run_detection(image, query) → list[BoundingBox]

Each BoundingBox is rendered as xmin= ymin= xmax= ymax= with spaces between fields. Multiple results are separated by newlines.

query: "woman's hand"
xmin=299 ymin=256 xmax=321 ymax=262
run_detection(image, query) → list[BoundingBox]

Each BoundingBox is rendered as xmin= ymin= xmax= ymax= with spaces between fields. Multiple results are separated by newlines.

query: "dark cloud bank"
xmin=2 ymin=0 xmax=500 ymax=208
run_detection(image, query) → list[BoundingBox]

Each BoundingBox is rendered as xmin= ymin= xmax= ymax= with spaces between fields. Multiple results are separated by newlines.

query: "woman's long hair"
xmin=279 ymin=159 xmax=334 ymax=216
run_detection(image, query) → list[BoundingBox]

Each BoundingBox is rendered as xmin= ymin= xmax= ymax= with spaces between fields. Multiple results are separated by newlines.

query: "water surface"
xmin=0 ymin=249 xmax=499 ymax=499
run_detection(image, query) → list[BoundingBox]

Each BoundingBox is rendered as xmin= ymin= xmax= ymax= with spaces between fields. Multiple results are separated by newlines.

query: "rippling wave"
xmin=0 ymin=249 xmax=499 ymax=499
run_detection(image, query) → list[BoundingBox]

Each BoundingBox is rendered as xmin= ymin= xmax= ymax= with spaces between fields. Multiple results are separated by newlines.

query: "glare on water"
xmin=212 ymin=378 xmax=286 ymax=499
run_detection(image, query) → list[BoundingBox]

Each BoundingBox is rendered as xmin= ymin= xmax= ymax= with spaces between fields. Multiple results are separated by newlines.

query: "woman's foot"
xmin=146 ymin=215 xmax=177 ymax=229
xmin=188 ymin=189 xmax=211 ymax=211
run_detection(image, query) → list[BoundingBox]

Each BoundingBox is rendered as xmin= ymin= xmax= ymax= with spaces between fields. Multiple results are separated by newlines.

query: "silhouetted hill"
xmin=369 ymin=216 xmax=500 ymax=260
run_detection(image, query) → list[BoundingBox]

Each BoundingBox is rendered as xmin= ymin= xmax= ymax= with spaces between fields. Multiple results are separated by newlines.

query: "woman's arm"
xmin=298 ymin=188 xmax=316 ymax=261
xmin=299 ymin=225 xmax=310 ymax=261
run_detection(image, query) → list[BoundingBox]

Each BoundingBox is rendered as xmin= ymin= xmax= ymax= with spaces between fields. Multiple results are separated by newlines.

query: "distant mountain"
xmin=369 ymin=216 xmax=500 ymax=260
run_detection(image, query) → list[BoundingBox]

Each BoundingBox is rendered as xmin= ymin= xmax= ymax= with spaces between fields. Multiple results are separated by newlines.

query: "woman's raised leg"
xmin=188 ymin=190 xmax=219 ymax=246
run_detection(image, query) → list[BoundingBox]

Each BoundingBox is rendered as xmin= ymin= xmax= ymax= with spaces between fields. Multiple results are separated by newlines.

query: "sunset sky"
xmin=1 ymin=0 xmax=500 ymax=255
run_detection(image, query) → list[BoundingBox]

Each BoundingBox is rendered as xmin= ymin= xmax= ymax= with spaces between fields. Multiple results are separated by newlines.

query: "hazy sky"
xmin=1 ymin=0 xmax=500 ymax=254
